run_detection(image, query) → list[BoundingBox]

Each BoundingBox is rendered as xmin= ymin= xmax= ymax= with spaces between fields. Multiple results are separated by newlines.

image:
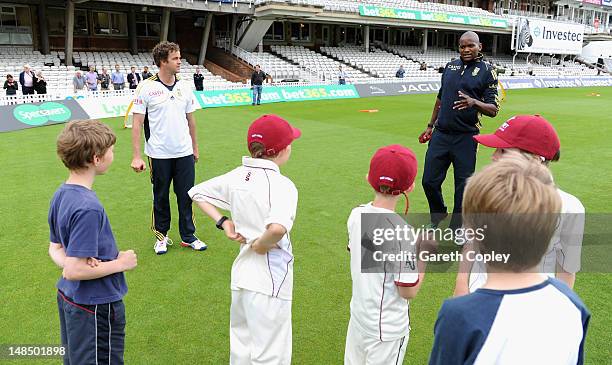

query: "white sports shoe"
xmin=180 ymin=238 xmax=207 ymax=251
xmin=154 ymin=236 xmax=173 ymax=255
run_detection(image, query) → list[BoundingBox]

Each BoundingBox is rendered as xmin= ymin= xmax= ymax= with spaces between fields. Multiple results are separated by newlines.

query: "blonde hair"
xmin=57 ymin=120 xmax=116 ymax=170
xmin=463 ymin=154 xmax=561 ymax=272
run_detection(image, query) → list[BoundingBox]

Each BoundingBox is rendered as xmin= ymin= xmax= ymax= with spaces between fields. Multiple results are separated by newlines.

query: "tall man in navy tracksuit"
xmin=418 ymin=31 xmax=499 ymax=236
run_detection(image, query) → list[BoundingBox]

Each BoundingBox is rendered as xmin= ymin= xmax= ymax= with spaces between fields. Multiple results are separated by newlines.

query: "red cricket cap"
xmin=247 ymin=114 xmax=301 ymax=156
xmin=473 ymin=115 xmax=560 ymax=160
xmin=368 ymin=145 xmax=418 ymax=195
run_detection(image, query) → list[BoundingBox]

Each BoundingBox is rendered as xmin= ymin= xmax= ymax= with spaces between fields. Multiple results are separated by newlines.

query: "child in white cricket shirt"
xmin=189 ymin=114 xmax=300 ymax=365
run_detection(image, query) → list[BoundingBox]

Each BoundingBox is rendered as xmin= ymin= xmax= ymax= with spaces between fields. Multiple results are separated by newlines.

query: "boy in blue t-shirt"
xmin=428 ymin=155 xmax=590 ymax=365
xmin=48 ymin=120 xmax=137 ymax=365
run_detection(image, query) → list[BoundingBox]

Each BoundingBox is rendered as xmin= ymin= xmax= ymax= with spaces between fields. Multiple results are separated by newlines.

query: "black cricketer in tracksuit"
xmin=422 ymin=54 xmax=499 ymax=229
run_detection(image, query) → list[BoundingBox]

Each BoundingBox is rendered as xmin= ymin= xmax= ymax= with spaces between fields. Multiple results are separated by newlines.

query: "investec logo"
xmin=532 ymin=25 xmax=582 ymax=42
xmin=13 ymin=102 xmax=72 ymax=126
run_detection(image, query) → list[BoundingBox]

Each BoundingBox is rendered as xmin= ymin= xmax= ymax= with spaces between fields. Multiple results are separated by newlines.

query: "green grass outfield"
xmin=1 ymin=87 xmax=611 ymax=364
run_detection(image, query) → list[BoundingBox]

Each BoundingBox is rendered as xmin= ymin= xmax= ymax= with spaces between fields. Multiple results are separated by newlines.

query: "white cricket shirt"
xmin=347 ymin=203 xmax=419 ymax=341
xmin=188 ymin=157 xmax=298 ymax=300
xmin=132 ymin=75 xmax=197 ymax=159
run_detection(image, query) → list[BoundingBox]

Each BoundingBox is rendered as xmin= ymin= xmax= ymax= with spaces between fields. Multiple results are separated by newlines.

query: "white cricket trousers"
xmin=230 ymin=289 xmax=292 ymax=365
xmin=344 ymin=318 xmax=408 ymax=365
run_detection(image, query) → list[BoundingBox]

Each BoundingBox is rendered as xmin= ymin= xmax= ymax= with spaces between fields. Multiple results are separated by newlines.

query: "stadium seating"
xmin=270 ymin=45 xmax=372 ymax=82
xmin=0 ymin=48 xmax=236 ymax=95
xmin=232 ymin=47 xmax=309 ymax=81
xmin=320 ymin=46 xmax=441 ymax=79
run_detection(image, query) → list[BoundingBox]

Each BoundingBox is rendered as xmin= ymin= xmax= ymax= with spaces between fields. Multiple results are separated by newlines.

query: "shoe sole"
xmin=180 ymin=242 xmax=207 ymax=251
xmin=155 ymin=250 xmax=167 ymax=255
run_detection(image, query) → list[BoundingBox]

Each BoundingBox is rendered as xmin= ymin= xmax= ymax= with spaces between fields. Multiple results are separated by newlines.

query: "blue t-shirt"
xmin=48 ymin=184 xmax=127 ymax=305
xmin=429 ymin=278 xmax=590 ymax=365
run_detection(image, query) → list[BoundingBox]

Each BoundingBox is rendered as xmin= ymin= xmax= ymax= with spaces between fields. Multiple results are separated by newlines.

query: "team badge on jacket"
xmin=472 ymin=67 xmax=480 ymax=77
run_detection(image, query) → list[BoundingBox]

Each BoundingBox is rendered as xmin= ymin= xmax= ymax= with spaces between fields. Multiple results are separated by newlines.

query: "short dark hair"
xmin=152 ymin=41 xmax=181 ymax=67
xmin=6 ymin=74 xmax=12 ymax=79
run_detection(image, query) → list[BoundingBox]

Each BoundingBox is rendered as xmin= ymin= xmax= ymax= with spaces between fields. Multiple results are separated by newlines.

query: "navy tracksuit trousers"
xmin=149 ymin=155 xmax=197 ymax=243
xmin=422 ymin=129 xmax=478 ymax=230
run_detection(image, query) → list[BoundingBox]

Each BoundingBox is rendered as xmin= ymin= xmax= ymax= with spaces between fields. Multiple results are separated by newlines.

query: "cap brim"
xmin=291 ymin=126 xmax=302 ymax=140
xmin=473 ymin=134 xmax=514 ymax=149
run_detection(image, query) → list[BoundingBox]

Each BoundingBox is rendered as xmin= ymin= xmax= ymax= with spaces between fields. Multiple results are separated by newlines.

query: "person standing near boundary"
xmin=193 ymin=66 xmax=204 ymax=91
xmin=19 ymin=64 xmax=36 ymax=95
xmin=251 ymin=64 xmax=266 ymax=106
xmin=338 ymin=65 xmax=347 ymax=85
xmin=418 ymin=31 xmax=499 ymax=238
xmin=130 ymin=41 xmax=206 ymax=255
xmin=112 ymin=64 xmax=125 ymax=90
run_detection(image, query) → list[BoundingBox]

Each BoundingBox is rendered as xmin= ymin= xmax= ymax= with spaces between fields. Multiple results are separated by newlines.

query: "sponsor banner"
xmin=500 ymin=76 xmax=612 ymax=89
xmin=0 ymin=99 xmax=89 ymax=133
xmin=77 ymin=95 xmax=134 ymax=119
xmin=515 ymin=17 xmax=584 ymax=54
xmin=603 ymin=0 xmax=612 ymax=7
xmin=582 ymin=0 xmax=602 ymax=5
xmin=354 ymin=81 xmax=441 ymax=97
xmin=194 ymin=84 xmax=359 ymax=108
xmin=359 ymin=5 xmax=509 ymax=28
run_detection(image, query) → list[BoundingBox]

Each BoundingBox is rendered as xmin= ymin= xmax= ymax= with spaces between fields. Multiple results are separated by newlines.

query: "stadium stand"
xmin=0 ymin=48 xmax=236 ymax=95
xmin=232 ymin=47 xmax=312 ymax=82
xmin=320 ymin=46 xmax=441 ymax=79
xmin=270 ymin=45 xmax=371 ymax=82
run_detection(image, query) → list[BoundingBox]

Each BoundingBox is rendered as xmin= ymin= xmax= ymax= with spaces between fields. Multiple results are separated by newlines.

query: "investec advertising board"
xmin=515 ymin=17 xmax=584 ymax=54
xmin=359 ymin=5 xmax=509 ymax=28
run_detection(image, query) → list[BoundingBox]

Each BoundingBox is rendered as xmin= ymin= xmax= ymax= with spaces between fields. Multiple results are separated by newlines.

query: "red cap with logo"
xmin=247 ymin=114 xmax=301 ymax=156
xmin=473 ymin=115 xmax=560 ymax=160
xmin=368 ymin=145 xmax=418 ymax=195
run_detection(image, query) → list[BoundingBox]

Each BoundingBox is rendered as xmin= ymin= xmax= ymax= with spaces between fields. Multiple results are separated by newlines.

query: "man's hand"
xmin=419 ymin=126 xmax=433 ymax=144
xmin=131 ymin=158 xmax=146 ymax=172
xmin=193 ymin=148 xmax=199 ymax=163
xmin=222 ymin=220 xmax=246 ymax=244
xmin=453 ymin=91 xmax=476 ymax=110
xmin=117 ymin=250 xmax=138 ymax=271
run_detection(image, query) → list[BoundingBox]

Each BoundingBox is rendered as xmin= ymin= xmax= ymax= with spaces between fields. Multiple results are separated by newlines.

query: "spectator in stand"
xmin=4 ymin=74 xmax=18 ymax=96
xmin=34 ymin=71 xmax=47 ymax=94
xmin=19 ymin=64 xmax=37 ymax=95
xmin=73 ymin=71 xmax=86 ymax=93
xmin=338 ymin=65 xmax=347 ymax=85
xmin=141 ymin=66 xmax=153 ymax=80
xmin=112 ymin=64 xmax=125 ymax=90
xmin=193 ymin=66 xmax=204 ymax=91
xmin=420 ymin=62 xmax=428 ymax=71
xmin=597 ymin=55 xmax=605 ymax=75
xmin=98 ymin=67 xmax=111 ymax=91
xmin=396 ymin=65 xmax=405 ymax=78
xmin=250 ymin=64 xmax=266 ymax=106
xmin=86 ymin=66 xmax=99 ymax=92
xmin=127 ymin=67 xmax=141 ymax=90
